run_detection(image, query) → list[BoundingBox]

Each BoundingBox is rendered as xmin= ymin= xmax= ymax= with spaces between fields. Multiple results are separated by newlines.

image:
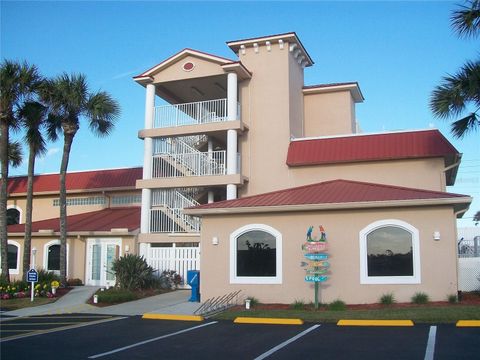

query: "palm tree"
xmin=0 ymin=60 xmax=41 ymax=281
xmin=43 ymin=73 xmax=120 ymax=284
xmin=430 ymin=1 xmax=480 ymax=138
xmin=7 ymin=141 xmax=23 ymax=167
xmin=18 ymin=101 xmax=47 ymax=276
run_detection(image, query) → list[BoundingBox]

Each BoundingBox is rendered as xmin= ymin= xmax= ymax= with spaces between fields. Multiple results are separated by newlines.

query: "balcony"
xmin=154 ymin=98 xmax=240 ymax=128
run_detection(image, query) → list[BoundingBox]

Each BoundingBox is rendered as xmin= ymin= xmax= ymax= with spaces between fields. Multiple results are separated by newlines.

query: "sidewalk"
xmin=1 ymin=287 xmax=201 ymax=318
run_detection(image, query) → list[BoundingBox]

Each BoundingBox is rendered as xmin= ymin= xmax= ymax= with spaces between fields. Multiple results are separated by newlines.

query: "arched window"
xmin=7 ymin=241 xmax=21 ymax=275
xmin=7 ymin=208 xmax=21 ymax=225
xmin=43 ymin=240 xmax=68 ymax=275
xmin=359 ymin=220 xmax=421 ymax=284
xmin=230 ymin=224 xmax=282 ymax=284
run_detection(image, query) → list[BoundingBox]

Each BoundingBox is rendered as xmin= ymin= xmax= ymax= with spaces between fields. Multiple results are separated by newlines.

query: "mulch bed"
xmin=232 ymin=292 xmax=480 ymax=311
xmin=86 ymin=288 xmax=171 ymax=307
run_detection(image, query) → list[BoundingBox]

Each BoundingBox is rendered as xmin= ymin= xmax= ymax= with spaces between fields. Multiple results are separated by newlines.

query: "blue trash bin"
xmin=187 ymin=270 xmax=200 ymax=302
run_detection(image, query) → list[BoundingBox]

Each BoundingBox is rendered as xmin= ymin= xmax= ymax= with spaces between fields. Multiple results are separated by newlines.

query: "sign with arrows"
xmin=302 ymin=225 xmax=330 ymax=309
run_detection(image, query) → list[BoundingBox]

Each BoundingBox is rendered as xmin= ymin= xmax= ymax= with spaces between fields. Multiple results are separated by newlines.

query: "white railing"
xmin=152 ymin=150 xmax=226 ymax=178
xmin=154 ymin=135 xmax=208 ymax=154
xmin=154 ymin=98 xmax=234 ymax=128
xmin=150 ymin=189 xmax=201 ymax=233
xmin=150 ymin=208 xmax=200 ymax=233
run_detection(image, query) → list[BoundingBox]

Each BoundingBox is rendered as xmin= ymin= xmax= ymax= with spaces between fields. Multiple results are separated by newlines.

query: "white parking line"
xmin=88 ymin=321 xmax=218 ymax=359
xmin=424 ymin=325 xmax=437 ymax=360
xmin=254 ymin=324 xmax=321 ymax=360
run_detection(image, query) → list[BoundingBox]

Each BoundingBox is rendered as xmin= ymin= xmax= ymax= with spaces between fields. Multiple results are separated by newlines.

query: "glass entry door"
xmin=86 ymin=239 xmax=121 ymax=286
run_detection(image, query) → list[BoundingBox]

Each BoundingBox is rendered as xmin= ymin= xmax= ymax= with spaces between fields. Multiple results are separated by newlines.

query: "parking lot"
xmin=1 ymin=315 xmax=479 ymax=359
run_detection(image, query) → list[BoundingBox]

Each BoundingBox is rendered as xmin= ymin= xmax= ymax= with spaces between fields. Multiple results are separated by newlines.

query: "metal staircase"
xmin=150 ymin=188 xmax=201 ymax=233
xmin=152 ymin=136 xmax=226 ymax=178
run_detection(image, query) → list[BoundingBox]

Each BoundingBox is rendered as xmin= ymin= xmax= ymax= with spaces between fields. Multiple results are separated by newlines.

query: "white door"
xmin=86 ymin=239 xmax=121 ymax=286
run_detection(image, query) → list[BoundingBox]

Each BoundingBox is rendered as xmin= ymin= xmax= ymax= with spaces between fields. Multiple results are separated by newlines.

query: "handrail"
xmin=154 ymin=98 xmax=237 ymax=128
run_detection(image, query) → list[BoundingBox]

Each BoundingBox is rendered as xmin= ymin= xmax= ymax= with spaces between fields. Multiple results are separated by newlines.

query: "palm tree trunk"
xmin=59 ymin=131 xmax=74 ymax=285
xmin=23 ymin=144 xmax=35 ymax=276
xmin=0 ymin=119 xmax=10 ymax=282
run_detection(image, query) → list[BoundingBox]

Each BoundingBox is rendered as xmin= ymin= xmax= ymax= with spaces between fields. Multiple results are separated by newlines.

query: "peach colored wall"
xmin=289 ymin=157 xmax=447 ymax=192
xmin=7 ymin=190 xmax=140 ymax=223
xmin=235 ymin=41 xmax=298 ymax=196
xmin=199 ymin=206 xmax=458 ymax=304
xmin=303 ymin=91 xmax=356 ymax=137
xmin=288 ymin=52 xmax=305 ymax=138
xmin=152 ymin=55 xmax=225 ymax=83
xmin=7 ymin=235 xmax=137 ymax=283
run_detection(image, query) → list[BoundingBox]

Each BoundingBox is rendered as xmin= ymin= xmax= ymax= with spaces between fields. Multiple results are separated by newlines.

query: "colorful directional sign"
xmin=305 ymin=275 xmax=328 ymax=282
xmin=304 ymin=253 xmax=328 ymax=261
xmin=302 ymin=225 xmax=330 ymax=309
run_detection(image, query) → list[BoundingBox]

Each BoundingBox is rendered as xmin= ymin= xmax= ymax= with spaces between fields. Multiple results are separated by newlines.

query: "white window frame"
xmin=359 ymin=219 xmax=421 ymax=285
xmin=7 ymin=205 xmax=22 ymax=224
xmin=7 ymin=240 xmax=21 ymax=275
xmin=43 ymin=240 xmax=69 ymax=276
xmin=230 ymin=224 xmax=282 ymax=284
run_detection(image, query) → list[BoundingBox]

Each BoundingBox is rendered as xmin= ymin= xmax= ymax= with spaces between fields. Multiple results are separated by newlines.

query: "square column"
xmin=227 ymin=72 xmax=238 ymax=200
xmin=141 ymin=83 xmax=155 ymax=233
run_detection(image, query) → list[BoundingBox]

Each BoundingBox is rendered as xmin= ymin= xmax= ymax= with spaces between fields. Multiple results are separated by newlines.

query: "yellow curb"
xmin=337 ymin=320 xmax=414 ymax=327
xmin=456 ymin=320 xmax=480 ymax=327
xmin=233 ymin=317 xmax=304 ymax=325
xmin=142 ymin=313 xmax=204 ymax=322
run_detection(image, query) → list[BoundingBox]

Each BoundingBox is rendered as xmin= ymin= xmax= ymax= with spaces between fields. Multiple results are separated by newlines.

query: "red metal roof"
xmin=189 ymin=179 xmax=468 ymax=210
xmin=7 ymin=207 xmax=140 ymax=233
xmin=286 ymin=130 xmax=459 ymax=167
xmin=7 ymin=167 xmax=143 ymax=195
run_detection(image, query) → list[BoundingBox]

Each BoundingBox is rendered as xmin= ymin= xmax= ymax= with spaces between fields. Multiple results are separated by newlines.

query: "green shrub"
xmin=67 ymin=278 xmax=83 ymax=286
xmin=96 ymin=288 xmax=138 ymax=304
xmin=112 ymin=254 xmax=155 ymax=290
xmin=157 ymin=270 xmax=183 ymax=289
xmin=411 ymin=292 xmax=429 ymax=304
xmin=246 ymin=296 xmax=259 ymax=307
xmin=290 ymin=299 xmax=306 ymax=310
xmin=37 ymin=269 xmax=61 ymax=284
xmin=380 ymin=293 xmax=396 ymax=306
xmin=447 ymin=294 xmax=458 ymax=304
xmin=327 ymin=299 xmax=346 ymax=311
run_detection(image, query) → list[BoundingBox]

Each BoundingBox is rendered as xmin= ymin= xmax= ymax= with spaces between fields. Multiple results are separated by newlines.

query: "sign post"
xmin=27 ymin=269 xmax=38 ymax=302
xmin=302 ymin=225 xmax=329 ymax=309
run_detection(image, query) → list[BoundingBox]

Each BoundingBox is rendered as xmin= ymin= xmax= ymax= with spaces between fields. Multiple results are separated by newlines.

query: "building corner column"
xmin=226 ymin=72 xmax=238 ymax=200
xmin=141 ymin=83 xmax=155 ymax=234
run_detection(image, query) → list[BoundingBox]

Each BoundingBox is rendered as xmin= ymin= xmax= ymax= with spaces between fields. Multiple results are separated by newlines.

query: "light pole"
xmin=30 ymin=247 xmax=37 ymax=302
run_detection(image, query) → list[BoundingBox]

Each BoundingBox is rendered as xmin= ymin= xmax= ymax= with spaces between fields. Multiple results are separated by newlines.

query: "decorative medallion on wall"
xmin=301 ymin=225 xmax=329 ymax=309
xmin=182 ymin=62 xmax=195 ymax=72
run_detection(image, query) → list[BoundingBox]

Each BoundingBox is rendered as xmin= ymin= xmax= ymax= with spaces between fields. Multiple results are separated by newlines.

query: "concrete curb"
xmin=142 ymin=313 xmax=204 ymax=321
xmin=456 ymin=320 xmax=480 ymax=327
xmin=337 ymin=319 xmax=414 ymax=327
xmin=233 ymin=317 xmax=304 ymax=325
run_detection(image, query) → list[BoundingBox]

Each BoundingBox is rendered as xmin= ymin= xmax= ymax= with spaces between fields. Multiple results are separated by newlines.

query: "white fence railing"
xmin=458 ymin=237 xmax=480 ymax=258
xmin=147 ymin=245 xmax=200 ymax=288
xmin=154 ymin=98 xmax=234 ymax=128
xmin=152 ymin=150 xmax=226 ymax=178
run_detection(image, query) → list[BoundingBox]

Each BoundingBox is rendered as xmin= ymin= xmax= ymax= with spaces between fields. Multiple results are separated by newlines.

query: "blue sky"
xmin=1 ymin=0 xmax=478 ymax=226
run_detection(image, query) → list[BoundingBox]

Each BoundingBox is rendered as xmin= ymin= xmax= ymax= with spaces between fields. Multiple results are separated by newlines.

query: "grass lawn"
xmin=0 ymin=297 xmax=57 ymax=311
xmin=215 ymin=305 xmax=480 ymax=324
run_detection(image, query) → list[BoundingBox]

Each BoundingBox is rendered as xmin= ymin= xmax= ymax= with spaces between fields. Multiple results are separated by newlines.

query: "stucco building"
xmin=6 ymin=32 xmax=472 ymax=304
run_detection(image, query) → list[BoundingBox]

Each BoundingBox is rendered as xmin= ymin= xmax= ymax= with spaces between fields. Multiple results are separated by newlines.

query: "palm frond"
xmin=18 ymin=101 xmax=48 ymax=156
xmin=8 ymin=141 xmax=23 ymax=167
xmin=45 ymin=113 xmax=63 ymax=142
xmin=450 ymin=112 xmax=480 ymax=138
xmin=451 ymin=0 xmax=480 ymax=38
xmin=86 ymin=91 xmax=120 ymax=137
